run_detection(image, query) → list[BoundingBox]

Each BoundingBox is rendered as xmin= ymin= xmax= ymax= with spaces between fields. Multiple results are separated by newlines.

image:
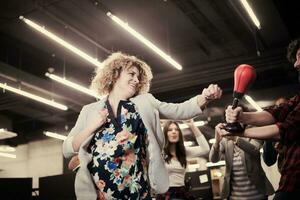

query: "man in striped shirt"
xmin=221 ymin=37 xmax=300 ymax=200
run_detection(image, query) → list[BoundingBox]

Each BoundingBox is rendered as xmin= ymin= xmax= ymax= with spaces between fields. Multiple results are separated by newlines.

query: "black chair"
xmin=39 ymin=173 xmax=76 ymax=200
xmin=185 ymin=170 xmax=213 ymax=200
xmin=0 ymin=178 xmax=32 ymax=200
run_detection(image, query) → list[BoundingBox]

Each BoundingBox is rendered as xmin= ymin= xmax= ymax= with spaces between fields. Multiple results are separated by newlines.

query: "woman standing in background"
xmin=157 ymin=119 xmax=210 ymax=200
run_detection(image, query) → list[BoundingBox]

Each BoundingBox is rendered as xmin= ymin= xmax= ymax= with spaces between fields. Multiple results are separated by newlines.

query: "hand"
xmin=183 ymin=118 xmax=194 ymax=127
xmin=214 ymin=123 xmax=225 ymax=144
xmin=215 ymin=123 xmax=235 ymax=137
xmin=202 ymin=84 xmax=222 ymax=101
xmin=68 ymin=155 xmax=80 ymax=171
xmin=88 ymin=108 xmax=109 ymax=132
xmin=216 ymin=124 xmax=243 ymax=138
xmin=225 ymin=106 xmax=243 ymax=123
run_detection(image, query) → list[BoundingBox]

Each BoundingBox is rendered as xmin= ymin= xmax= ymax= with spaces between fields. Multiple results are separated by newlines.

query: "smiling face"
xmin=167 ymin=123 xmax=181 ymax=143
xmin=114 ymin=66 xmax=140 ymax=98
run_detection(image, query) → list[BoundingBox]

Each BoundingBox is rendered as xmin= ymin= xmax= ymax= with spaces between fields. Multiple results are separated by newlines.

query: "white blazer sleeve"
xmin=63 ymin=105 xmax=87 ymax=158
xmin=147 ymin=93 xmax=203 ymax=120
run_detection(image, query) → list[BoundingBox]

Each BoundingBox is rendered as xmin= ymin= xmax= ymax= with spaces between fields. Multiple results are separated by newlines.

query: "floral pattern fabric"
xmin=87 ymin=100 xmax=150 ymax=200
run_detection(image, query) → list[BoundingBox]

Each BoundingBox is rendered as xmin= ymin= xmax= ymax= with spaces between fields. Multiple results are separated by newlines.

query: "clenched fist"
xmin=202 ymin=84 xmax=222 ymax=100
xmin=225 ymin=105 xmax=243 ymax=123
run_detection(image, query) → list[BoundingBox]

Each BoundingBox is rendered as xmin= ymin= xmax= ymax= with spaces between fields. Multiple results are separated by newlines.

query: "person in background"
xmin=156 ymin=119 xmax=210 ymax=200
xmin=221 ymin=37 xmax=300 ymax=200
xmin=209 ymin=120 xmax=274 ymax=200
xmin=62 ymin=52 xmax=222 ymax=200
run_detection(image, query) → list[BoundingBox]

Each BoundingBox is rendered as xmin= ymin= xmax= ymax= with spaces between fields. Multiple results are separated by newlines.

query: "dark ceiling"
xmin=0 ymin=0 xmax=299 ymax=146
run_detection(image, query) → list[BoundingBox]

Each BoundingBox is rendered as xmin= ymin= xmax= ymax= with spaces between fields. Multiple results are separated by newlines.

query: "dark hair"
xmin=287 ymin=38 xmax=300 ymax=64
xmin=163 ymin=121 xmax=187 ymax=168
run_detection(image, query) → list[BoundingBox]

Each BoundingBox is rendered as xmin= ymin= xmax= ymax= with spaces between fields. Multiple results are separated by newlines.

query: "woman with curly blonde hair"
xmin=63 ymin=52 xmax=222 ymax=200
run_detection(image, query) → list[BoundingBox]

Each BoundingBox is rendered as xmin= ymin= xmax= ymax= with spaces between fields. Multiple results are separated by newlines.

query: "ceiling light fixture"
xmin=179 ymin=121 xmax=206 ymax=129
xmin=44 ymin=131 xmax=67 ymax=141
xmin=0 ymin=145 xmax=16 ymax=152
xmin=0 ymin=128 xmax=17 ymax=140
xmin=106 ymin=12 xmax=182 ymax=70
xmin=45 ymin=72 xmax=103 ymax=99
xmin=0 ymin=82 xmax=68 ymax=110
xmin=244 ymin=95 xmax=263 ymax=111
xmin=0 ymin=152 xmax=16 ymax=159
xmin=206 ymin=160 xmax=225 ymax=167
xmin=19 ymin=16 xmax=102 ymax=67
xmin=240 ymin=0 xmax=261 ymax=29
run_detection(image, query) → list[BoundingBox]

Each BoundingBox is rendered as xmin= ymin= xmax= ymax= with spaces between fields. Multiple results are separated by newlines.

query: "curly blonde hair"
xmin=90 ymin=52 xmax=153 ymax=96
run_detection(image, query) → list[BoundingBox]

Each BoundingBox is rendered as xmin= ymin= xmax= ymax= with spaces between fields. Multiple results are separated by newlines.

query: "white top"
xmin=165 ymin=134 xmax=209 ymax=187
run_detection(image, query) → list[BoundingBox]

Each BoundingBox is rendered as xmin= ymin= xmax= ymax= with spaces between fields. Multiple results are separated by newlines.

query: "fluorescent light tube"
xmin=244 ymin=95 xmax=263 ymax=111
xmin=0 ymin=145 xmax=16 ymax=152
xmin=240 ymin=0 xmax=261 ymax=29
xmin=0 ymin=82 xmax=68 ymax=110
xmin=106 ymin=12 xmax=182 ymax=70
xmin=0 ymin=152 xmax=16 ymax=158
xmin=19 ymin=16 xmax=102 ymax=67
xmin=44 ymin=131 xmax=67 ymax=140
xmin=45 ymin=72 xmax=103 ymax=99
xmin=0 ymin=128 xmax=17 ymax=140
xmin=179 ymin=121 xmax=206 ymax=129
xmin=206 ymin=161 xmax=225 ymax=167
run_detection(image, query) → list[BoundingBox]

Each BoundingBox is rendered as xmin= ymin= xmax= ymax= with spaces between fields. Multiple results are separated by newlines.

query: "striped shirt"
xmin=229 ymin=146 xmax=265 ymax=200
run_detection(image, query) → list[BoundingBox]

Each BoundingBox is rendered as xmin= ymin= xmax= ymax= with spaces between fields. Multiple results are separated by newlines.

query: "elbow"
xmin=62 ymin=141 xmax=72 ymax=158
xmin=203 ymin=143 xmax=210 ymax=155
xmin=62 ymin=136 xmax=77 ymax=158
xmin=203 ymin=148 xmax=210 ymax=157
xmin=62 ymin=145 xmax=71 ymax=159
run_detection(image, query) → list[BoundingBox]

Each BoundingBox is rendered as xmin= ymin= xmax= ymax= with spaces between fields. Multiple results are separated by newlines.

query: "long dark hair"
xmin=163 ymin=121 xmax=187 ymax=168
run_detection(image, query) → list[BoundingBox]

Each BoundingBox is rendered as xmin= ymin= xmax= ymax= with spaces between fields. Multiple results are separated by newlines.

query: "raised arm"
xmin=209 ymin=124 xmax=225 ymax=163
xmin=149 ymin=84 xmax=222 ymax=120
xmin=185 ymin=119 xmax=210 ymax=157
